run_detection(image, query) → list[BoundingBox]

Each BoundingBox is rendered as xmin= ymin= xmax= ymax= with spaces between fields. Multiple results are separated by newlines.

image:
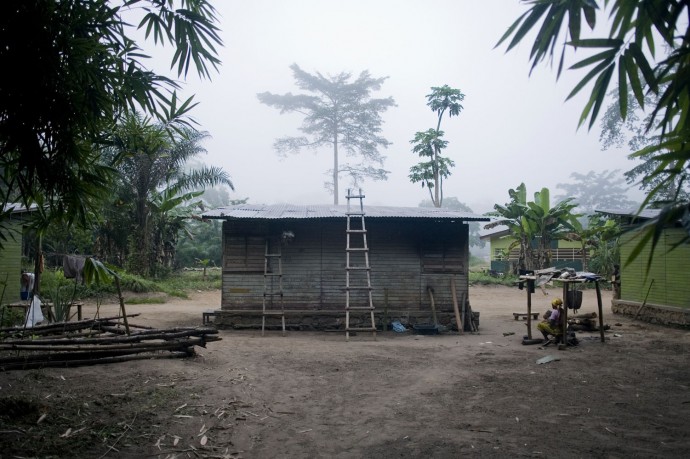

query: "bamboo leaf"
xmin=589 ymin=65 xmax=615 ymax=129
xmin=628 ymin=43 xmax=658 ymax=92
xmin=566 ymin=58 xmax=614 ymax=101
xmin=618 ymin=54 xmax=628 ymax=119
xmin=624 ymin=50 xmax=645 ymax=108
xmin=568 ymin=38 xmax=623 ymax=48
xmin=569 ymin=49 xmax=617 ymax=70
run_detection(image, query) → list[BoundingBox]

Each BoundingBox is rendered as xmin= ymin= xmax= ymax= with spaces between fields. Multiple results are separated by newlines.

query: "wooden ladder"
xmin=345 ymin=189 xmax=377 ymax=341
xmin=262 ymin=239 xmax=286 ymax=336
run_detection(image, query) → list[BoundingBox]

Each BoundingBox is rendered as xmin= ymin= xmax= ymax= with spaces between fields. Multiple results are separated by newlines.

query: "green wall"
xmin=0 ymin=221 xmax=23 ymax=302
xmin=620 ymin=227 xmax=690 ymax=309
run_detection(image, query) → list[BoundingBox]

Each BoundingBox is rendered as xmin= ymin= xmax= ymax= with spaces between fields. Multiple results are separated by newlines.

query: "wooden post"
xmin=450 ymin=276 xmax=462 ymax=334
xmin=595 ymin=280 xmax=605 ymax=343
xmin=383 ymin=288 xmax=389 ymax=332
xmin=427 ymin=287 xmax=438 ymax=326
xmin=561 ymin=281 xmax=569 ymax=344
xmin=113 ymin=276 xmax=130 ymax=336
xmin=526 ymin=279 xmax=533 ymax=339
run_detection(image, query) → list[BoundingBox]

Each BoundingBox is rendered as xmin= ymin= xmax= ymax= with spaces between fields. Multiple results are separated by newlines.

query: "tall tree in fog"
xmin=599 ymin=87 xmax=690 ymax=205
xmin=0 ymin=1 xmax=222 ymax=246
xmin=409 ymin=85 xmax=464 ymax=207
xmin=258 ymin=64 xmax=396 ymax=204
xmin=556 ymin=170 xmax=638 ymax=214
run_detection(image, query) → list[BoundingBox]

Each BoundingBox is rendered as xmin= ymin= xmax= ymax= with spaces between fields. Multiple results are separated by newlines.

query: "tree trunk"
xmin=333 ymin=135 xmax=339 ymax=205
xmin=433 ymin=147 xmax=440 ymax=207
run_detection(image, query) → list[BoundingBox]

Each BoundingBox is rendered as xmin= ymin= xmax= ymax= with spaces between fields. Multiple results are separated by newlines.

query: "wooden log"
xmin=0 ymin=314 xmax=141 ymax=336
xmin=1 ymin=327 xmax=219 ymax=346
xmin=0 ymin=335 xmax=220 ymax=353
xmin=0 ymin=351 xmax=191 ymax=371
xmin=450 ymin=276 xmax=462 ymax=334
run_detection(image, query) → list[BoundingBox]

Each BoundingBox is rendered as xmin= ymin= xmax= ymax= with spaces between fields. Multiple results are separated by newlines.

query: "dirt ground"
xmin=1 ymin=285 xmax=690 ymax=458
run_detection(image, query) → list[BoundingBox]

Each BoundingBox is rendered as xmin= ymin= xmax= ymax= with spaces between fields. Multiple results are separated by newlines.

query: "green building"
xmin=480 ymin=225 xmax=585 ymax=274
xmin=601 ymin=209 xmax=690 ymax=326
xmin=0 ymin=204 xmax=34 ymax=302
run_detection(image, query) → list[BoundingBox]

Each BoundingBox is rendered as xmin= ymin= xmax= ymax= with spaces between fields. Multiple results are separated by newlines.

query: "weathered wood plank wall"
xmin=221 ymin=218 xmax=469 ymax=313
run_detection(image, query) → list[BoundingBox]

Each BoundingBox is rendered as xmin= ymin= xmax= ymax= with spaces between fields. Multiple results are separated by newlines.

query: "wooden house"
xmin=202 ymin=203 xmax=489 ymax=330
xmin=0 ymin=204 xmax=34 ymax=301
xmin=480 ymin=225 xmax=585 ymax=274
xmin=598 ymin=209 xmax=690 ymax=326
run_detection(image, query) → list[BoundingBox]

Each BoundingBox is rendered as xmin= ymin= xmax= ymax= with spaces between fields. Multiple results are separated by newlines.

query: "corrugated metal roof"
xmin=203 ymin=203 xmax=489 ymax=221
xmin=2 ymin=203 xmax=38 ymax=214
xmin=595 ymin=208 xmax=660 ymax=219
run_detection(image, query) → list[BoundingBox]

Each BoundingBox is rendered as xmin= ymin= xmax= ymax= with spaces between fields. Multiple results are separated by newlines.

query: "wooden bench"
xmin=202 ymin=309 xmax=220 ymax=325
xmin=513 ymin=312 xmax=539 ymax=321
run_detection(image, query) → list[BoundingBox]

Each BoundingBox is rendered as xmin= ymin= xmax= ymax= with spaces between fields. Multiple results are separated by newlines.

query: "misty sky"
xmin=153 ymin=0 xmax=642 ymax=214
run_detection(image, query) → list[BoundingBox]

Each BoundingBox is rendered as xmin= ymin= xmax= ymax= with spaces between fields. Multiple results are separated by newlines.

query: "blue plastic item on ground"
xmin=390 ymin=321 xmax=406 ymax=333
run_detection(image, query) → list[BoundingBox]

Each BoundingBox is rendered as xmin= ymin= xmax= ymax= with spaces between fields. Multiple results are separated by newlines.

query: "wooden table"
xmin=552 ymin=278 xmax=606 ymax=344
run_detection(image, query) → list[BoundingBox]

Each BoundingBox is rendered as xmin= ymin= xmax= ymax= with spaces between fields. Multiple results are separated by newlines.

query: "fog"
xmin=157 ymin=0 xmax=642 ymax=214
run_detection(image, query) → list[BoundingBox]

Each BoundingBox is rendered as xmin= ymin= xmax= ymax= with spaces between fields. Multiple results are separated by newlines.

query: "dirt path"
xmin=2 ymin=285 xmax=690 ymax=458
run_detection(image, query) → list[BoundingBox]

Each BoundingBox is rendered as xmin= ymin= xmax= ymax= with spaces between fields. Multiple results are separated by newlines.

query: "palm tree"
xmin=101 ymin=113 xmax=233 ymax=276
xmin=409 ymin=85 xmax=464 ymax=207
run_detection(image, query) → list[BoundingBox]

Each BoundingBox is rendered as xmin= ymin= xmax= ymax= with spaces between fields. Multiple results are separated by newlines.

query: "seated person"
xmin=537 ymin=297 xmax=563 ymax=343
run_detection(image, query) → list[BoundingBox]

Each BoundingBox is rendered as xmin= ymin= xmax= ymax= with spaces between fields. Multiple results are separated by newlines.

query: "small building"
xmin=202 ymin=203 xmax=489 ymax=329
xmin=597 ymin=209 xmax=690 ymax=326
xmin=480 ymin=225 xmax=586 ymax=274
xmin=0 ymin=204 xmax=35 ymax=301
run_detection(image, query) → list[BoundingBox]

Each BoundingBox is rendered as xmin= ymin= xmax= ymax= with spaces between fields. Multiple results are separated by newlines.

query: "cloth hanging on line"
xmin=63 ymin=255 xmax=86 ymax=283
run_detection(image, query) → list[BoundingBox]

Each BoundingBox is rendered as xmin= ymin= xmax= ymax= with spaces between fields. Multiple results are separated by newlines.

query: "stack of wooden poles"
xmin=0 ymin=314 xmax=221 ymax=371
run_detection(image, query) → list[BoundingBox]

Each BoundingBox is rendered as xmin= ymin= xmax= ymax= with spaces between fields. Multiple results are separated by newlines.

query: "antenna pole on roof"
xmin=344 ymin=188 xmax=377 ymax=341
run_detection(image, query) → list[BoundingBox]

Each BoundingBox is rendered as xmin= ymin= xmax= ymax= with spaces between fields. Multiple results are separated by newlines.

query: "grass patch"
xmin=469 ymin=271 xmax=517 ymax=286
xmin=125 ymin=296 xmax=166 ymax=305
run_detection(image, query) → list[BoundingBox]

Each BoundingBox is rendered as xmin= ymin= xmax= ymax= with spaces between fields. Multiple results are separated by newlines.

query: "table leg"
xmin=595 ymin=281 xmax=605 ymax=343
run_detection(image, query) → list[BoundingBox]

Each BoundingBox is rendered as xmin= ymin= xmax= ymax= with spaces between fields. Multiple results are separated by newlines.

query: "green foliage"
xmin=469 ymin=271 xmax=517 ymax=286
xmin=0 ymin=305 xmax=24 ymax=327
xmin=125 ymin=296 xmax=167 ymax=305
xmin=487 ymin=183 xmax=578 ymax=270
xmin=565 ymin=214 xmax=621 ymax=273
xmin=0 ymin=1 xmax=223 ymax=247
xmin=498 ymin=0 xmax=690 ymax=265
xmin=258 ymin=64 xmax=396 ymax=204
xmin=98 ymin=113 xmax=232 ymax=276
xmin=409 ymin=85 xmax=464 ymax=207
xmin=175 ymin=219 xmax=222 ymax=268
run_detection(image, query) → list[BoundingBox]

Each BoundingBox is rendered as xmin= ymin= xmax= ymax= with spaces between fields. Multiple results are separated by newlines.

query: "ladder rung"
xmin=346 ymin=248 xmax=369 ymax=252
xmin=346 ymin=327 xmax=377 ymax=332
xmin=346 ymin=213 xmax=365 ymax=217
xmin=346 ymin=266 xmax=370 ymax=270
xmin=265 ymin=253 xmax=281 ymax=257
xmin=346 ymin=306 xmax=375 ymax=310
xmin=262 ymin=311 xmax=285 ymax=315
xmin=346 ymin=229 xmax=367 ymax=233
xmin=345 ymin=286 xmax=372 ymax=290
